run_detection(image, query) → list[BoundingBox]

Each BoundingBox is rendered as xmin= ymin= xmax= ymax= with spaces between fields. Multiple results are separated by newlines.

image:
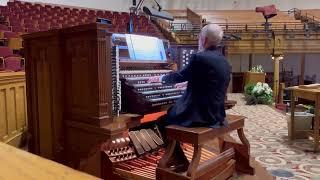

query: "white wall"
xmin=229 ymin=54 xmax=249 ymax=72
xmin=3 ymin=0 xmax=320 ymax=11
xmin=305 ymin=54 xmax=320 ymax=82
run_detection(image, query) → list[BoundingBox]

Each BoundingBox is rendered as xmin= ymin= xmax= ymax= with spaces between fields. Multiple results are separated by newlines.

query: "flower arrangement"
xmin=244 ymin=82 xmax=273 ymax=105
xmin=249 ymin=65 xmax=264 ymax=73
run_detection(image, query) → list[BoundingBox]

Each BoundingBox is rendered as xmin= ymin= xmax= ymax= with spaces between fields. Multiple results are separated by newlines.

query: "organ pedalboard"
xmin=101 ymin=127 xmax=219 ymax=180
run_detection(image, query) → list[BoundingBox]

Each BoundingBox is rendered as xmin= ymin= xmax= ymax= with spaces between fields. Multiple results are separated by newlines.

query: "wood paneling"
xmin=0 ymin=72 xmax=27 ymax=147
xmin=23 ymin=23 xmax=128 ymax=177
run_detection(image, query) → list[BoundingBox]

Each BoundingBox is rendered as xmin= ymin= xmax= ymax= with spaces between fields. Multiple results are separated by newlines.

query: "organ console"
xmin=23 ymin=23 xmax=247 ymax=179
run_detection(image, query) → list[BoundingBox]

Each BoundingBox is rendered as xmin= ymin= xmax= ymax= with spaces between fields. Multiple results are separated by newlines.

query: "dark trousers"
xmin=156 ymin=114 xmax=171 ymax=145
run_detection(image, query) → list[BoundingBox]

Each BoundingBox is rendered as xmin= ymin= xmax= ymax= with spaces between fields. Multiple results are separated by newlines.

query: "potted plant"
xmin=244 ymin=82 xmax=273 ymax=105
xmin=244 ymin=65 xmax=266 ymax=87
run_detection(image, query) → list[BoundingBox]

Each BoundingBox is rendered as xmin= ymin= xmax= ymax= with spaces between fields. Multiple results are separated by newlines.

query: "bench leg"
xmin=237 ymin=128 xmax=251 ymax=155
xmin=187 ymin=145 xmax=202 ymax=179
xmin=218 ymin=128 xmax=255 ymax=175
xmin=158 ymin=140 xmax=189 ymax=172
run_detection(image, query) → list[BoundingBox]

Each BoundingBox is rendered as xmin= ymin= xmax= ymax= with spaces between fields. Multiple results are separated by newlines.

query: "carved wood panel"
xmin=0 ymin=72 xmax=27 ymax=147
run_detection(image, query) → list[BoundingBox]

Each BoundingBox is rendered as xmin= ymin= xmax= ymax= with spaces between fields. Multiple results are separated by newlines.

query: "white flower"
xmin=257 ymin=82 xmax=262 ymax=86
xmin=252 ymin=86 xmax=258 ymax=93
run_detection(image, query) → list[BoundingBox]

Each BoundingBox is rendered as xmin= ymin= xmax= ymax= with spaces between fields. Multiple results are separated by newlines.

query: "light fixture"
xmin=271 ymin=54 xmax=284 ymax=60
xmin=143 ymin=6 xmax=174 ymax=21
xmin=132 ymin=0 xmax=174 ymax=21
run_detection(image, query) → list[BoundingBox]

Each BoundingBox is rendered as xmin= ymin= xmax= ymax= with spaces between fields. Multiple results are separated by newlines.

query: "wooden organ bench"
xmin=157 ymin=115 xmax=254 ymax=180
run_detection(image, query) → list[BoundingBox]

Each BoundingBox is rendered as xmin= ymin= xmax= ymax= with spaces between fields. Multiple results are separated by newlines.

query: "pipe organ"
xmin=23 ymin=23 xmax=242 ymax=179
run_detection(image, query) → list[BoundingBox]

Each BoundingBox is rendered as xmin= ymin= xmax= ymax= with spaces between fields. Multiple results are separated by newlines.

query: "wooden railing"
xmin=289 ymin=8 xmax=320 ymax=22
xmin=168 ymin=21 xmax=305 ymax=32
xmin=288 ymin=8 xmax=320 ymax=30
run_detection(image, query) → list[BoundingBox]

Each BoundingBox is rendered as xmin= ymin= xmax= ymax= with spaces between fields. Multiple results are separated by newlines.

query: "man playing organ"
xmin=148 ymin=24 xmax=231 ymax=136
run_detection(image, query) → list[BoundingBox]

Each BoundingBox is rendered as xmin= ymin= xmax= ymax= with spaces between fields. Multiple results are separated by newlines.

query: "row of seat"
xmin=167 ymin=9 xmax=304 ymax=31
xmin=0 ymin=0 xmax=163 ymax=38
xmin=0 ymin=0 xmax=167 ymax=72
xmin=301 ymin=9 xmax=320 ymax=21
xmin=195 ymin=10 xmax=301 ymax=23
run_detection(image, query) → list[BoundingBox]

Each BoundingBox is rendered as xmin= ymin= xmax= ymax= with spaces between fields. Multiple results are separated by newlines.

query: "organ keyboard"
xmin=120 ymin=70 xmax=184 ymax=114
xmin=111 ymin=34 xmax=185 ymax=114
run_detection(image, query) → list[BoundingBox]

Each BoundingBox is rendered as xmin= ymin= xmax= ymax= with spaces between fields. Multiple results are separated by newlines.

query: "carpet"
xmin=227 ymin=94 xmax=320 ymax=180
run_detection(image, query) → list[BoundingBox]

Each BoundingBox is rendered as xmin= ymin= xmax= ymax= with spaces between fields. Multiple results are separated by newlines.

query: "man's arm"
xmin=148 ymin=54 xmax=196 ymax=84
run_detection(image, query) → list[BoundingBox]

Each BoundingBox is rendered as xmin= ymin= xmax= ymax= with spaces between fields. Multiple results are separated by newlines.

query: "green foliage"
xmin=244 ymin=84 xmax=255 ymax=96
xmin=243 ymin=82 xmax=273 ymax=105
xmin=303 ymin=105 xmax=315 ymax=114
xmin=256 ymin=93 xmax=273 ymax=105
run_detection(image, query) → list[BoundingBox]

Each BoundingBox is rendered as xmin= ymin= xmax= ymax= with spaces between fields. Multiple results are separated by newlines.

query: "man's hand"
xmin=174 ymin=82 xmax=188 ymax=89
xmin=147 ymin=76 xmax=162 ymax=83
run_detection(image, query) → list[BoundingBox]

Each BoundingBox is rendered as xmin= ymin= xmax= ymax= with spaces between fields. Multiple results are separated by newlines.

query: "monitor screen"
xmin=125 ymin=34 xmax=167 ymax=61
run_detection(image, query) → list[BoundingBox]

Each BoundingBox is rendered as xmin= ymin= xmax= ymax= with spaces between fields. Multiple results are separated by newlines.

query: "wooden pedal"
xmin=128 ymin=131 xmax=145 ymax=155
xmin=134 ymin=131 xmax=151 ymax=152
xmin=140 ymin=129 xmax=158 ymax=149
xmin=146 ymin=129 xmax=164 ymax=146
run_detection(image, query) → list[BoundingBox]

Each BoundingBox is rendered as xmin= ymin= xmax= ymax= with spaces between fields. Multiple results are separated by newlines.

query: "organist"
xmin=148 ymin=24 xmax=231 ymax=137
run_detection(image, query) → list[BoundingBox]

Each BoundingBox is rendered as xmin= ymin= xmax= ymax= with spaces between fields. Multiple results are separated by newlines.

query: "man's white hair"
xmin=198 ymin=24 xmax=223 ymax=52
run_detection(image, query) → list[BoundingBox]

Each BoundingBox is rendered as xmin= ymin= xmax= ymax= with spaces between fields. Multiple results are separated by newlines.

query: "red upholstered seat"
xmin=0 ymin=1 xmax=162 ymax=37
xmin=39 ymin=25 xmax=50 ymax=31
xmin=24 ymin=23 xmax=37 ymax=29
xmin=11 ymin=26 xmax=25 ymax=33
xmin=0 ymin=47 xmax=15 ymax=58
xmin=4 ymin=56 xmax=23 ymax=71
xmin=44 ymin=5 xmax=52 ymax=9
xmin=4 ymin=31 xmax=19 ymax=38
xmin=88 ymin=10 xmax=95 ymax=15
xmin=0 ymin=58 xmax=4 ymax=71
xmin=9 ymin=20 xmax=22 ymax=27
xmin=97 ymin=10 xmax=104 ymax=16
xmin=0 ymin=24 xmax=10 ymax=31
xmin=26 ymin=27 xmax=39 ymax=33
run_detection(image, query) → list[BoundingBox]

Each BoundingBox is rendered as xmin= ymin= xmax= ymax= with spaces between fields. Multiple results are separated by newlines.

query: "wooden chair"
xmin=157 ymin=115 xmax=254 ymax=180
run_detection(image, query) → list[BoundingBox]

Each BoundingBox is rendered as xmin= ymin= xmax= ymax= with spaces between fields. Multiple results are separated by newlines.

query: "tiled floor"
xmin=227 ymin=94 xmax=320 ymax=180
